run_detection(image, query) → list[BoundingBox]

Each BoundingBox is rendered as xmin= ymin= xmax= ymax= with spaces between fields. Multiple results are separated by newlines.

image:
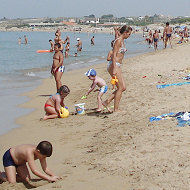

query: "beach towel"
xmin=157 ymin=82 xmax=190 ymax=89
xmin=149 ymin=112 xmax=190 ymax=127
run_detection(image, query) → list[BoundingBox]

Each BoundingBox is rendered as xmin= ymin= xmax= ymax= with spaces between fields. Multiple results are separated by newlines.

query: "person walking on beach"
xmin=153 ymin=30 xmax=159 ymax=51
xmin=0 ymin=141 xmax=61 ymax=183
xmin=24 ymin=35 xmax=28 ymax=44
xmin=104 ymin=25 xmax=132 ymax=112
xmin=51 ymin=43 xmax=64 ymax=91
xmin=163 ymin=22 xmax=173 ymax=49
xmin=76 ymin=38 xmax=82 ymax=51
xmin=91 ymin=36 xmax=95 ymax=45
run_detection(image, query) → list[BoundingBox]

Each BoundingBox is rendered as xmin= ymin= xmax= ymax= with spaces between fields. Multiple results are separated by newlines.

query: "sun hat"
xmin=85 ymin=69 xmax=97 ymax=76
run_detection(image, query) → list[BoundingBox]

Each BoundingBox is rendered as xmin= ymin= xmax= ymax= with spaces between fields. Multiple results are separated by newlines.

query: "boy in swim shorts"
xmin=0 ymin=141 xmax=61 ymax=183
xmin=85 ymin=69 xmax=109 ymax=112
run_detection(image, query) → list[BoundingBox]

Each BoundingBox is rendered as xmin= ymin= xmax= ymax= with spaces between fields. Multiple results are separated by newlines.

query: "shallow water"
xmin=0 ymin=31 xmax=160 ymax=135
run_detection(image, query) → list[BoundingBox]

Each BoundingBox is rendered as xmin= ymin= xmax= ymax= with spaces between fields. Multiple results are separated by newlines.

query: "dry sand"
xmin=0 ymin=42 xmax=190 ymax=190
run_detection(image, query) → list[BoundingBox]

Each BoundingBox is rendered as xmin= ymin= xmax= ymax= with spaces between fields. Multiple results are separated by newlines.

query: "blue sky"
xmin=0 ymin=0 xmax=189 ymax=18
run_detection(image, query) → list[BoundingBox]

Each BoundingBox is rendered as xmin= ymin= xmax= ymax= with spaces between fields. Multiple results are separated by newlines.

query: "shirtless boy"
xmin=0 ymin=141 xmax=61 ymax=183
xmin=153 ymin=30 xmax=159 ymax=51
xmin=85 ymin=69 xmax=110 ymax=112
xmin=163 ymin=22 xmax=173 ymax=48
xmin=51 ymin=43 xmax=64 ymax=91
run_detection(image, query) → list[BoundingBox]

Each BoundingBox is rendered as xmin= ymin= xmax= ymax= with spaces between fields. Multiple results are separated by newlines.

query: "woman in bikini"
xmin=43 ymin=85 xmax=70 ymax=120
xmin=51 ymin=43 xmax=65 ymax=91
xmin=104 ymin=25 xmax=132 ymax=112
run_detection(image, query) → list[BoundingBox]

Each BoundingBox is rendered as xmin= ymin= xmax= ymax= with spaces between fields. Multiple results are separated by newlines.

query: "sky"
xmin=0 ymin=0 xmax=189 ymax=19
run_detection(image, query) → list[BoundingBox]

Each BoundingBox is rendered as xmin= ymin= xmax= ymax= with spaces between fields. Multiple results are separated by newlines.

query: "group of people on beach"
xmin=2 ymin=22 xmax=189 ymax=185
xmin=145 ymin=22 xmax=173 ymax=50
xmin=145 ymin=22 xmax=189 ymax=51
xmin=0 ymin=25 xmax=133 ymax=184
xmin=44 ymin=25 xmax=133 ymax=120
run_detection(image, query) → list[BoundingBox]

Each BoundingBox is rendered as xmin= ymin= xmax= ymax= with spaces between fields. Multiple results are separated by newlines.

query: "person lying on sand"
xmin=0 ymin=141 xmax=61 ymax=183
xmin=43 ymin=85 xmax=70 ymax=120
xmin=85 ymin=69 xmax=110 ymax=112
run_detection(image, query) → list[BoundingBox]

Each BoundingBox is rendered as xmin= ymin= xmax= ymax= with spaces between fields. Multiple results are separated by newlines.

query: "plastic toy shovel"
xmin=81 ymin=95 xmax=87 ymax=100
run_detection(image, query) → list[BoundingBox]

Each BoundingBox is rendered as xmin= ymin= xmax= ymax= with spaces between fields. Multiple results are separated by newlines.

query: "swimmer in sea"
xmin=91 ymin=36 xmax=95 ymax=45
xmin=76 ymin=38 xmax=82 ymax=52
xmin=163 ymin=22 xmax=173 ymax=49
xmin=49 ymin=39 xmax=54 ymax=52
xmin=56 ymin=28 xmax=61 ymax=37
xmin=153 ymin=30 xmax=159 ymax=51
xmin=65 ymin=42 xmax=70 ymax=58
xmin=24 ymin=35 xmax=28 ymax=44
xmin=18 ymin=37 xmax=21 ymax=45
xmin=51 ymin=43 xmax=64 ymax=91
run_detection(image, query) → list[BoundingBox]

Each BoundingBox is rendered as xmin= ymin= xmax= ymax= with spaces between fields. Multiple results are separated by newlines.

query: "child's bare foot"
xmin=43 ymin=116 xmax=48 ymax=120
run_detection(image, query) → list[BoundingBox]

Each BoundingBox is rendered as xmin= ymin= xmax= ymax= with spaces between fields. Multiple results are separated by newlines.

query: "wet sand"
xmin=0 ymin=42 xmax=190 ymax=189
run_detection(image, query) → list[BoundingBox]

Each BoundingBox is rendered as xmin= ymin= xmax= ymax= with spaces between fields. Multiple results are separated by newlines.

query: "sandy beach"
xmin=1 ymin=42 xmax=190 ymax=189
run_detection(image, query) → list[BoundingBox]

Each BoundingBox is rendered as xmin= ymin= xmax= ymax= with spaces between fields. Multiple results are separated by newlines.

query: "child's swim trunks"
xmin=3 ymin=149 xmax=18 ymax=167
xmin=100 ymin=85 xmax=108 ymax=93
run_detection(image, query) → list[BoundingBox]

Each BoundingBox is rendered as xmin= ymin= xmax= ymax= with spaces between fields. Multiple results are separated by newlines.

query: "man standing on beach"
xmin=163 ymin=22 xmax=173 ymax=48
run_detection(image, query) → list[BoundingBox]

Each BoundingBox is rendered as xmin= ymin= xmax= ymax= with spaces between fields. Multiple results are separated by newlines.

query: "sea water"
xmin=0 ymin=31 xmax=158 ymax=135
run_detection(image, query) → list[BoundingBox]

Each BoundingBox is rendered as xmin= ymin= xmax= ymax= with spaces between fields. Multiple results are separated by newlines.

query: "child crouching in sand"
xmin=43 ymin=85 xmax=70 ymax=120
xmin=85 ymin=69 xmax=110 ymax=112
xmin=0 ymin=141 xmax=61 ymax=183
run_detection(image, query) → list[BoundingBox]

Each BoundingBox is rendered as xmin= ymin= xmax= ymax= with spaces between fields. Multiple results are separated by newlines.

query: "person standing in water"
xmin=153 ymin=30 xmax=159 ymax=51
xmin=76 ymin=38 xmax=82 ymax=51
xmin=51 ymin=43 xmax=64 ymax=92
xmin=65 ymin=42 xmax=70 ymax=58
xmin=163 ymin=22 xmax=173 ymax=49
xmin=18 ymin=37 xmax=21 ymax=45
xmin=104 ymin=25 xmax=132 ymax=112
xmin=91 ymin=36 xmax=95 ymax=45
xmin=24 ymin=35 xmax=28 ymax=44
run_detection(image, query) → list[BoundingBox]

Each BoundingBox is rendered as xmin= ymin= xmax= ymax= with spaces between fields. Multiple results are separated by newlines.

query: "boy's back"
xmin=10 ymin=144 xmax=36 ymax=166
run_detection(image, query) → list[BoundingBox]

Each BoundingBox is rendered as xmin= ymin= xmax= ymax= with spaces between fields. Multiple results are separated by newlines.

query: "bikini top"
xmin=114 ymin=38 xmax=127 ymax=54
